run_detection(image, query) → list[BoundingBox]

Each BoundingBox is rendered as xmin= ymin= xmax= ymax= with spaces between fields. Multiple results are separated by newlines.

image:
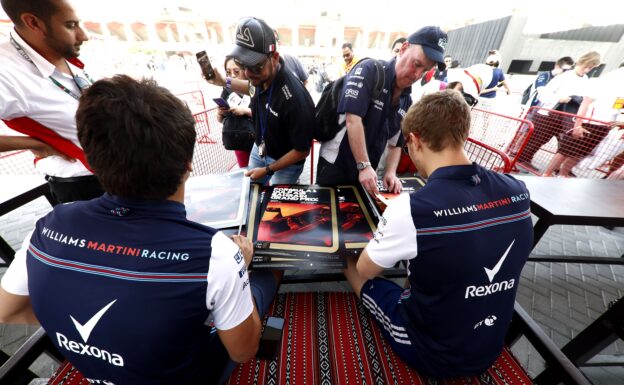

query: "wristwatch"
xmin=356 ymin=161 xmax=371 ymax=171
xmin=265 ymin=165 xmax=275 ymax=176
xmin=248 ymin=80 xmax=255 ymax=97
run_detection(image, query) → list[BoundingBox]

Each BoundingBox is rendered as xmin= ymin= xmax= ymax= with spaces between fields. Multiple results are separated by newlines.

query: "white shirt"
xmin=583 ymin=68 xmax=624 ymax=123
xmin=0 ymin=31 xmax=92 ymax=177
xmin=538 ymin=69 xmax=589 ymax=113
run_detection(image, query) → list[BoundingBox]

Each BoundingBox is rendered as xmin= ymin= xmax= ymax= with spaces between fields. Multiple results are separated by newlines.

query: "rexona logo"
xmin=56 ymin=299 xmax=125 ymax=367
xmin=465 ymin=240 xmax=516 ymax=299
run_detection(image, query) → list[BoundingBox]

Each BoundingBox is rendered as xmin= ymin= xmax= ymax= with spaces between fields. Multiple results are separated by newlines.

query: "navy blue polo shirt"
xmin=481 ymin=68 xmax=506 ymax=98
xmin=6 ymin=194 xmax=254 ymax=385
xmin=322 ymin=57 xmax=410 ymax=182
xmin=251 ymin=57 xmax=314 ymax=165
xmin=366 ymin=164 xmax=533 ymax=377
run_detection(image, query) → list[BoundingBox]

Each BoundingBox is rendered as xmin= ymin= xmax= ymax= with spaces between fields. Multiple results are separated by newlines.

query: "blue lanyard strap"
xmin=257 ymin=83 xmax=274 ymax=141
xmin=9 ymin=34 xmax=92 ymax=100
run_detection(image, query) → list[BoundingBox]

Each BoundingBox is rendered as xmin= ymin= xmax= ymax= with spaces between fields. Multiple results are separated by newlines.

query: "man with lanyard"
xmin=316 ymin=26 xmax=448 ymax=196
xmin=0 ymin=0 xmax=102 ymax=203
xmin=204 ymin=17 xmax=314 ymax=185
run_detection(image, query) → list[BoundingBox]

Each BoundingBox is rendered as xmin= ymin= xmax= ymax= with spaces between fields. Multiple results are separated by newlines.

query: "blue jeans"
xmin=248 ymin=143 xmax=304 ymax=185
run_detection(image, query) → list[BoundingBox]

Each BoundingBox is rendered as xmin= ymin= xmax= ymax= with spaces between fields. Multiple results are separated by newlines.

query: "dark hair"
xmin=223 ymin=55 xmax=234 ymax=71
xmin=401 ymin=90 xmax=470 ymax=152
xmin=342 ymin=42 xmax=353 ymax=50
xmin=392 ymin=37 xmax=406 ymax=47
xmin=77 ymin=75 xmax=196 ymax=200
xmin=1 ymin=0 xmax=58 ymax=26
xmin=556 ymin=56 xmax=574 ymax=67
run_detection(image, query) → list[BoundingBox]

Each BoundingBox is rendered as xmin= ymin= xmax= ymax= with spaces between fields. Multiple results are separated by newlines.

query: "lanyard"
xmin=9 ymin=34 xmax=93 ymax=100
xmin=257 ymin=82 xmax=274 ymax=141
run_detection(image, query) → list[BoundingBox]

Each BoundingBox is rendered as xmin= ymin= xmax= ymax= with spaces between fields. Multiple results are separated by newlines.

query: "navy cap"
xmin=230 ymin=17 xmax=276 ymax=67
xmin=407 ymin=26 xmax=448 ymax=70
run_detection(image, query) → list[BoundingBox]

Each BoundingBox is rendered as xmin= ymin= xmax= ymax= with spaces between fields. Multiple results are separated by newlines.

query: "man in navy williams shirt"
xmin=316 ymin=26 xmax=448 ymax=196
xmin=0 ymin=75 xmax=279 ymax=384
xmin=343 ymin=90 xmax=533 ymax=378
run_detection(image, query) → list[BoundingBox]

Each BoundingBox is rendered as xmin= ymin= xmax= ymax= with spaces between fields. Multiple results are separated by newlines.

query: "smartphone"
xmin=196 ymin=51 xmax=215 ymax=80
xmin=213 ymin=97 xmax=230 ymax=109
xmin=257 ymin=316 xmax=284 ymax=360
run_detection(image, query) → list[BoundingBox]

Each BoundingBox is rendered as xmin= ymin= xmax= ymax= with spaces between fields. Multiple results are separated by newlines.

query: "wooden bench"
xmin=0 ymin=292 xmax=590 ymax=385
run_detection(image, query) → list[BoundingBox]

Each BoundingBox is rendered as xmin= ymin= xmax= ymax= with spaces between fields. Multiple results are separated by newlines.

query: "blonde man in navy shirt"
xmin=343 ymin=90 xmax=533 ymax=378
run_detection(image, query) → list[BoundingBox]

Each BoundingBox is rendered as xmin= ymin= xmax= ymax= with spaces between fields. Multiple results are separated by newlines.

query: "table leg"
xmin=0 ymin=236 xmax=16 ymax=266
xmin=532 ymin=218 xmax=550 ymax=248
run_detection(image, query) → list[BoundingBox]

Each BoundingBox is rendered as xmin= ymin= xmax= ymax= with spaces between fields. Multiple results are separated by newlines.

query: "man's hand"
xmin=230 ymin=106 xmax=250 ymax=117
xmin=30 ymin=140 xmax=74 ymax=162
xmin=245 ymin=167 xmax=268 ymax=181
xmin=572 ymin=125 xmax=590 ymax=139
xmin=230 ymin=234 xmax=253 ymax=267
xmin=202 ymin=67 xmax=226 ymax=87
xmin=359 ymin=167 xmax=379 ymax=196
xmin=382 ymin=172 xmax=402 ymax=194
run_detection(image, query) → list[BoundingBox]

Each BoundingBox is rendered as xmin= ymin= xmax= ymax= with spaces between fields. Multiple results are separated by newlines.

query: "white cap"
xmin=445 ymin=64 xmax=494 ymax=100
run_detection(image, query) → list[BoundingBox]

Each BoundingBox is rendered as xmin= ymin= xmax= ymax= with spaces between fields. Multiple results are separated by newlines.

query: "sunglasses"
xmin=235 ymin=55 xmax=271 ymax=75
xmin=343 ymin=53 xmax=352 ymax=59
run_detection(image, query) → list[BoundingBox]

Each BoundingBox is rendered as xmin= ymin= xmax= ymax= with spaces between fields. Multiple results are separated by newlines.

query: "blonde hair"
xmin=401 ymin=90 xmax=470 ymax=152
xmin=576 ymin=51 xmax=601 ymax=68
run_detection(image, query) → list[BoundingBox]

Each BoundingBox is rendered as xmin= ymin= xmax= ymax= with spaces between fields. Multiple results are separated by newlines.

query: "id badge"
xmin=258 ymin=140 xmax=266 ymax=158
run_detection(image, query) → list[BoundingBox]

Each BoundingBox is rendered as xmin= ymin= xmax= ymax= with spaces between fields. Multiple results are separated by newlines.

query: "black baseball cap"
xmin=407 ymin=26 xmax=448 ymax=70
xmin=230 ymin=17 xmax=276 ymax=67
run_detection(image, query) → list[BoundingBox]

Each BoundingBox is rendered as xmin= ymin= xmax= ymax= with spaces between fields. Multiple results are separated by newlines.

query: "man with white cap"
xmin=316 ymin=26 xmax=449 ymax=196
xmin=480 ymin=50 xmax=510 ymax=98
xmin=205 ymin=17 xmax=314 ymax=185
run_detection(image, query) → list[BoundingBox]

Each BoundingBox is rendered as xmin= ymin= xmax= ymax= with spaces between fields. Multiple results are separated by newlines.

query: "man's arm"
xmin=217 ymin=305 xmax=262 ymax=363
xmin=571 ymin=96 xmax=594 ymax=138
xmin=356 ymin=249 xmax=385 ymax=280
xmin=382 ymin=144 xmax=402 ymax=194
xmin=0 ymin=136 xmax=73 ymax=160
xmin=213 ymin=234 xmax=262 ymax=363
xmin=0 ymin=287 xmax=38 ymax=324
xmin=346 ymin=113 xmax=379 ymax=195
xmin=245 ymin=148 xmax=309 ymax=180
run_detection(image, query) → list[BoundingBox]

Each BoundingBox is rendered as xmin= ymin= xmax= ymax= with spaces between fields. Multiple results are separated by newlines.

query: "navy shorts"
xmin=360 ymin=278 xmax=427 ymax=371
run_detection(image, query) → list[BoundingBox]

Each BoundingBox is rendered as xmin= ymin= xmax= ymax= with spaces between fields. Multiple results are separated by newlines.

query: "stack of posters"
xmin=184 ymin=169 xmax=250 ymax=229
xmin=337 ymin=185 xmax=378 ymax=256
xmin=246 ymin=184 xmax=345 ymax=269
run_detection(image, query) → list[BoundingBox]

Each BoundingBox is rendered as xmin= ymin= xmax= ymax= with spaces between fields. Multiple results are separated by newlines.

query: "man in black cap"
xmin=316 ymin=26 xmax=448 ymax=196
xmin=205 ymin=17 xmax=314 ymax=185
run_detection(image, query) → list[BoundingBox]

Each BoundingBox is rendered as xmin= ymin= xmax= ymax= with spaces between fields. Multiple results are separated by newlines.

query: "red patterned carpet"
xmin=48 ymin=292 xmax=533 ymax=385
xmin=226 ymin=292 xmax=533 ymax=385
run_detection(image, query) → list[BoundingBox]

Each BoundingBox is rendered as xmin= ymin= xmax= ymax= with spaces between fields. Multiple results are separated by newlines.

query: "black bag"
xmin=520 ymin=83 xmax=533 ymax=105
xmin=222 ymin=114 xmax=255 ymax=151
xmin=313 ymin=58 xmax=385 ymax=142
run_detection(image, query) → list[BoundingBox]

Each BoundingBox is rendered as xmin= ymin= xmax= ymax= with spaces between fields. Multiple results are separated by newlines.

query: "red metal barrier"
xmin=191 ymin=108 xmax=237 ymax=175
xmin=464 ymin=137 xmax=512 ymax=173
xmin=176 ymin=90 xmax=206 ymax=114
xmin=516 ymin=107 xmax=623 ymax=178
xmin=469 ymin=107 xmax=534 ymax=170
